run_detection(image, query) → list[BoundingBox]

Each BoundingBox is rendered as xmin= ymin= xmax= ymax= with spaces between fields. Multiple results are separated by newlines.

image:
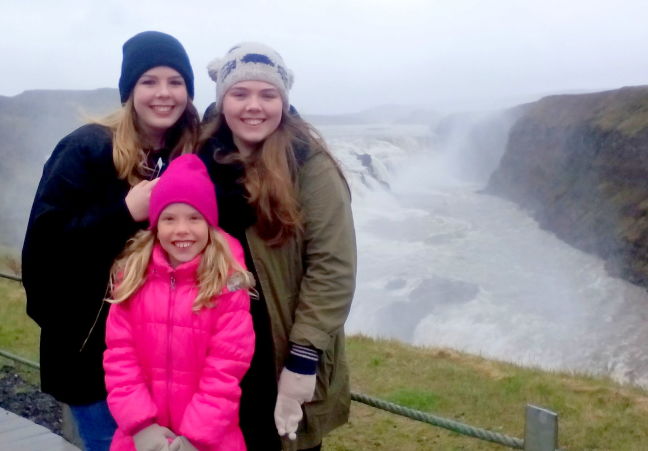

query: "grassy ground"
xmin=0 ymin=245 xmax=21 ymax=274
xmin=325 ymin=336 xmax=648 ymax=450
xmin=2 ymin=277 xmax=648 ymax=450
xmin=0 ymin=278 xmax=38 ymax=361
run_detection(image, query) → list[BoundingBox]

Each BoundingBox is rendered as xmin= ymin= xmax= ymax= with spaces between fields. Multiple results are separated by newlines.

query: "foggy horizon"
xmin=3 ymin=0 xmax=648 ymax=116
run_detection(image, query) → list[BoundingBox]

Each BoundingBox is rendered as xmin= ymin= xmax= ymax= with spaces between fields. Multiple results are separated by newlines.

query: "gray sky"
xmin=2 ymin=0 xmax=648 ymax=115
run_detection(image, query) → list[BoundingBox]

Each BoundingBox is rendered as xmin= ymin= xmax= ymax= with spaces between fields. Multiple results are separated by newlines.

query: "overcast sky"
xmin=2 ymin=0 xmax=648 ymax=115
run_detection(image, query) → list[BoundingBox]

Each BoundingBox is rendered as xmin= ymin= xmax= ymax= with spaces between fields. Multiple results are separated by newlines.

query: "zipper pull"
xmin=151 ymin=157 xmax=164 ymax=180
xmin=170 ymin=274 xmax=176 ymax=290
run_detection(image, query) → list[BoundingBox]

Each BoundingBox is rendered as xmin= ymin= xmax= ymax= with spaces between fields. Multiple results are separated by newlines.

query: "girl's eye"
xmin=170 ymin=79 xmax=185 ymax=86
xmin=262 ymin=92 xmax=279 ymax=99
xmin=140 ymin=79 xmax=156 ymax=85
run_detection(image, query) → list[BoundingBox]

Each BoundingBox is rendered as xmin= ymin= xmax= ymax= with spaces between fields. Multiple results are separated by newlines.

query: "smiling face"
xmin=222 ymin=80 xmax=283 ymax=156
xmin=156 ymin=203 xmax=209 ymax=268
xmin=132 ymin=66 xmax=188 ymax=147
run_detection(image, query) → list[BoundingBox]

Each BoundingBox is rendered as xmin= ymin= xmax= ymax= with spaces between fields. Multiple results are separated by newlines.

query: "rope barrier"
xmin=0 ymin=349 xmax=39 ymax=370
xmin=0 ymin=347 xmax=532 ymax=449
xmin=0 ymin=272 xmax=21 ymax=282
xmin=351 ymin=391 xmax=525 ymax=449
xmin=2 ymin=271 xmax=556 ymax=449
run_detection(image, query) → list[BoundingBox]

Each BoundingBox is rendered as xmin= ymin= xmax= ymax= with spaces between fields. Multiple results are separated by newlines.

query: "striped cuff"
xmin=285 ymin=343 xmax=319 ymax=375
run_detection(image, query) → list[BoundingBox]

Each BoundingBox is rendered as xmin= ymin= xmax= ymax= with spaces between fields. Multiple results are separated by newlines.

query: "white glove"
xmin=274 ymin=367 xmax=317 ymax=440
xmin=274 ymin=393 xmax=302 ymax=440
xmin=169 ymin=436 xmax=199 ymax=451
xmin=133 ymin=423 xmax=176 ymax=451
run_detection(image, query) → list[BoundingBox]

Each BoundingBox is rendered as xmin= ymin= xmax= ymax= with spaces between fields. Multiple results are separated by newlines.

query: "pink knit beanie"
xmin=149 ymin=154 xmax=218 ymax=229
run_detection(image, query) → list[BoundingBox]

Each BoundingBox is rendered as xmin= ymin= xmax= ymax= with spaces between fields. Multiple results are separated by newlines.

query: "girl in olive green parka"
xmin=199 ymin=42 xmax=357 ymax=451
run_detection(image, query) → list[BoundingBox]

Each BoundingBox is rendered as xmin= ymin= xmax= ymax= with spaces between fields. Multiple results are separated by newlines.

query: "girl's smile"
xmin=133 ymin=66 xmax=188 ymax=146
xmin=157 ymin=203 xmax=209 ymax=267
xmin=222 ymin=80 xmax=283 ymax=156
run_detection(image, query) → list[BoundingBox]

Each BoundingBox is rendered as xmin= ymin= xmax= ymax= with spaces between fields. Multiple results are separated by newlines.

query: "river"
xmin=320 ymin=121 xmax=648 ymax=388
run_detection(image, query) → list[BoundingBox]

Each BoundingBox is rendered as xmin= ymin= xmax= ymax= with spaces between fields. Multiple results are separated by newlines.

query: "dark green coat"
xmin=200 ymin=136 xmax=357 ymax=449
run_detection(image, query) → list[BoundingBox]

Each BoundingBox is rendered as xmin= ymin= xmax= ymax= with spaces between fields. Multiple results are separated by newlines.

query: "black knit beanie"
xmin=118 ymin=31 xmax=194 ymax=104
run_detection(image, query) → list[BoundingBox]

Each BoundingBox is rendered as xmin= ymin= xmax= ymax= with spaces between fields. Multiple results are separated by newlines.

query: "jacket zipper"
xmin=245 ymin=229 xmax=279 ymax=373
xmin=79 ymin=300 xmax=107 ymax=352
xmin=166 ymin=273 xmax=176 ymax=424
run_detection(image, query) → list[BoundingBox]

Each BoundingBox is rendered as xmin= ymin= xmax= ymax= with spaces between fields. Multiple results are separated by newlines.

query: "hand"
xmin=274 ymin=367 xmax=317 ymax=440
xmin=274 ymin=392 xmax=303 ymax=440
xmin=133 ymin=423 xmax=176 ymax=451
xmin=169 ymin=436 xmax=199 ymax=451
xmin=126 ymin=178 xmax=159 ymax=222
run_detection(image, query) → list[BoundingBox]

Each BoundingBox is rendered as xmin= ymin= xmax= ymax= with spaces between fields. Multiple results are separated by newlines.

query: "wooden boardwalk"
xmin=0 ymin=407 xmax=80 ymax=450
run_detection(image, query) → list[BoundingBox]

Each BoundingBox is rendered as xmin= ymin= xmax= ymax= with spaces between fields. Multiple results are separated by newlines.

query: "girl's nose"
xmin=157 ymin=81 xmax=170 ymax=97
xmin=245 ymin=95 xmax=261 ymax=111
xmin=174 ymin=219 xmax=189 ymax=233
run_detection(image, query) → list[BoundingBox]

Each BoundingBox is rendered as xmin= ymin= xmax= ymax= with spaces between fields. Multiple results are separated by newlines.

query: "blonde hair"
xmin=94 ymin=97 xmax=200 ymax=186
xmin=108 ymin=227 xmax=254 ymax=311
xmin=200 ymin=111 xmax=345 ymax=246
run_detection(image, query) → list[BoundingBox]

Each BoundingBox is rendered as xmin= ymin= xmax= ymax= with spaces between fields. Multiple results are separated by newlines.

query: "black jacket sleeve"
xmin=22 ymin=124 xmax=143 ymax=328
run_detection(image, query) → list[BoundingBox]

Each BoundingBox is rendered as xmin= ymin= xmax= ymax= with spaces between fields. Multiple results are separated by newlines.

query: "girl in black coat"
xmin=21 ymin=30 xmax=200 ymax=451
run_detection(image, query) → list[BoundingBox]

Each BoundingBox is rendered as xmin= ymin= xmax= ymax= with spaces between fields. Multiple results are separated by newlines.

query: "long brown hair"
xmin=94 ymin=97 xmax=200 ymax=186
xmin=200 ymin=110 xmax=344 ymax=246
xmin=108 ymin=227 xmax=254 ymax=311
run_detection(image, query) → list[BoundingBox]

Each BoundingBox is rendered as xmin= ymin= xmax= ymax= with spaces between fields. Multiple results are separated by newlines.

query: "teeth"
xmin=243 ymin=119 xmax=263 ymax=125
xmin=153 ymin=106 xmax=173 ymax=112
xmin=174 ymin=241 xmax=193 ymax=248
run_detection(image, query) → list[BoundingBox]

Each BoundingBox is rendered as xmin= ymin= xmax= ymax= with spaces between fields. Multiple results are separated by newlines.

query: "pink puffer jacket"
xmin=104 ymin=236 xmax=254 ymax=451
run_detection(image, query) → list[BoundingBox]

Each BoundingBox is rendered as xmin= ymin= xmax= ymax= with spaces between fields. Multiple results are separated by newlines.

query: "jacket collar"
xmin=148 ymin=243 xmax=201 ymax=283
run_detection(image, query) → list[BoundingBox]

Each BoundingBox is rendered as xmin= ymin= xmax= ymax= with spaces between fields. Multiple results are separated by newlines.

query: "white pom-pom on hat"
xmin=207 ymin=58 xmax=221 ymax=82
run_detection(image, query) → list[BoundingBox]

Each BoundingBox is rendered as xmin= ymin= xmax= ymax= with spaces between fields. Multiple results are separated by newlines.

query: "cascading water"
xmin=319 ymin=115 xmax=648 ymax=388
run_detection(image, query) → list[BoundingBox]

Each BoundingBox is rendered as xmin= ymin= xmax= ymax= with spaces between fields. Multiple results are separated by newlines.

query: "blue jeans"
xmin=69 ymin=400 xmax=117 ymax=451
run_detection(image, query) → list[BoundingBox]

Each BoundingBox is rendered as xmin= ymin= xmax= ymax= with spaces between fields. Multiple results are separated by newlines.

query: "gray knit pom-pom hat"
xmin=207 ymin=42 xmax=294 ymax=112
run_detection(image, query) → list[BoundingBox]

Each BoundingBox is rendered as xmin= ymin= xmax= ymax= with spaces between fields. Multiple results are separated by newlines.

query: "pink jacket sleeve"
xmin=104 ymin=302 xmax=158 ymax=435
xmin=178 ymin=287 xmax=254 ymax=447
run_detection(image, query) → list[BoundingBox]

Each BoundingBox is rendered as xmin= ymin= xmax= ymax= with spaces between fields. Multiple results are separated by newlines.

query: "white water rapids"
xmin=321 ymin=121 xmax=648 ymax=388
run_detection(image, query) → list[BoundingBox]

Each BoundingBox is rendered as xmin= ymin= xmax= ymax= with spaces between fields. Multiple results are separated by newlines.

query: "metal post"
xmin=524 ymin=404 xmax=558 ymax=451
xmin=61 ymin=403 xmax=84 ymax=448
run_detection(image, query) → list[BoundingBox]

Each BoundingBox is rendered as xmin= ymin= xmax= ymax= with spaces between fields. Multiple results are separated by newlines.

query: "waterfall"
xmin=320 ymin=115 xmax=648 ymax=389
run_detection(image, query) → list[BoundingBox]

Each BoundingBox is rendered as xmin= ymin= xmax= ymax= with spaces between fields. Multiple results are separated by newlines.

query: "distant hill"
xmin=0 ymin=88 xmax=120 ymax=250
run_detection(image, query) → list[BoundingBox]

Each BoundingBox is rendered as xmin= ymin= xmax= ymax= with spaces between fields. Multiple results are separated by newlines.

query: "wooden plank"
xmin=0 ymin=407 xmax=80 ymax=450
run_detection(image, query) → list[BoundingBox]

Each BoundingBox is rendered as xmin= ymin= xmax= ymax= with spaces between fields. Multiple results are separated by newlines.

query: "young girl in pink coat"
xmin=103 ymin=154 xmax=255 ymax=451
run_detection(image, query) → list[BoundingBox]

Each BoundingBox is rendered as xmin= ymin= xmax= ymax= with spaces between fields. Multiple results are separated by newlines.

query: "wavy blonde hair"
xmin=200 ymin=111 xmax=344 ymax=246
xmin=108 ymin=227 xmax=254 ymax=311
xmin=94 ymin=97 xmax=200 ymax=186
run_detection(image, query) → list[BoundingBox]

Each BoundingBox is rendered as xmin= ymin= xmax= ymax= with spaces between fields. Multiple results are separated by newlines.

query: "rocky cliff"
xmin=487 ymin=85 xmax=648 ymax=287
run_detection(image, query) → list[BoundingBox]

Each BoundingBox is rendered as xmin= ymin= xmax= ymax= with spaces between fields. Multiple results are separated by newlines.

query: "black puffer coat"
xmin=22 ymin=124 xmax=146 ymax=404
